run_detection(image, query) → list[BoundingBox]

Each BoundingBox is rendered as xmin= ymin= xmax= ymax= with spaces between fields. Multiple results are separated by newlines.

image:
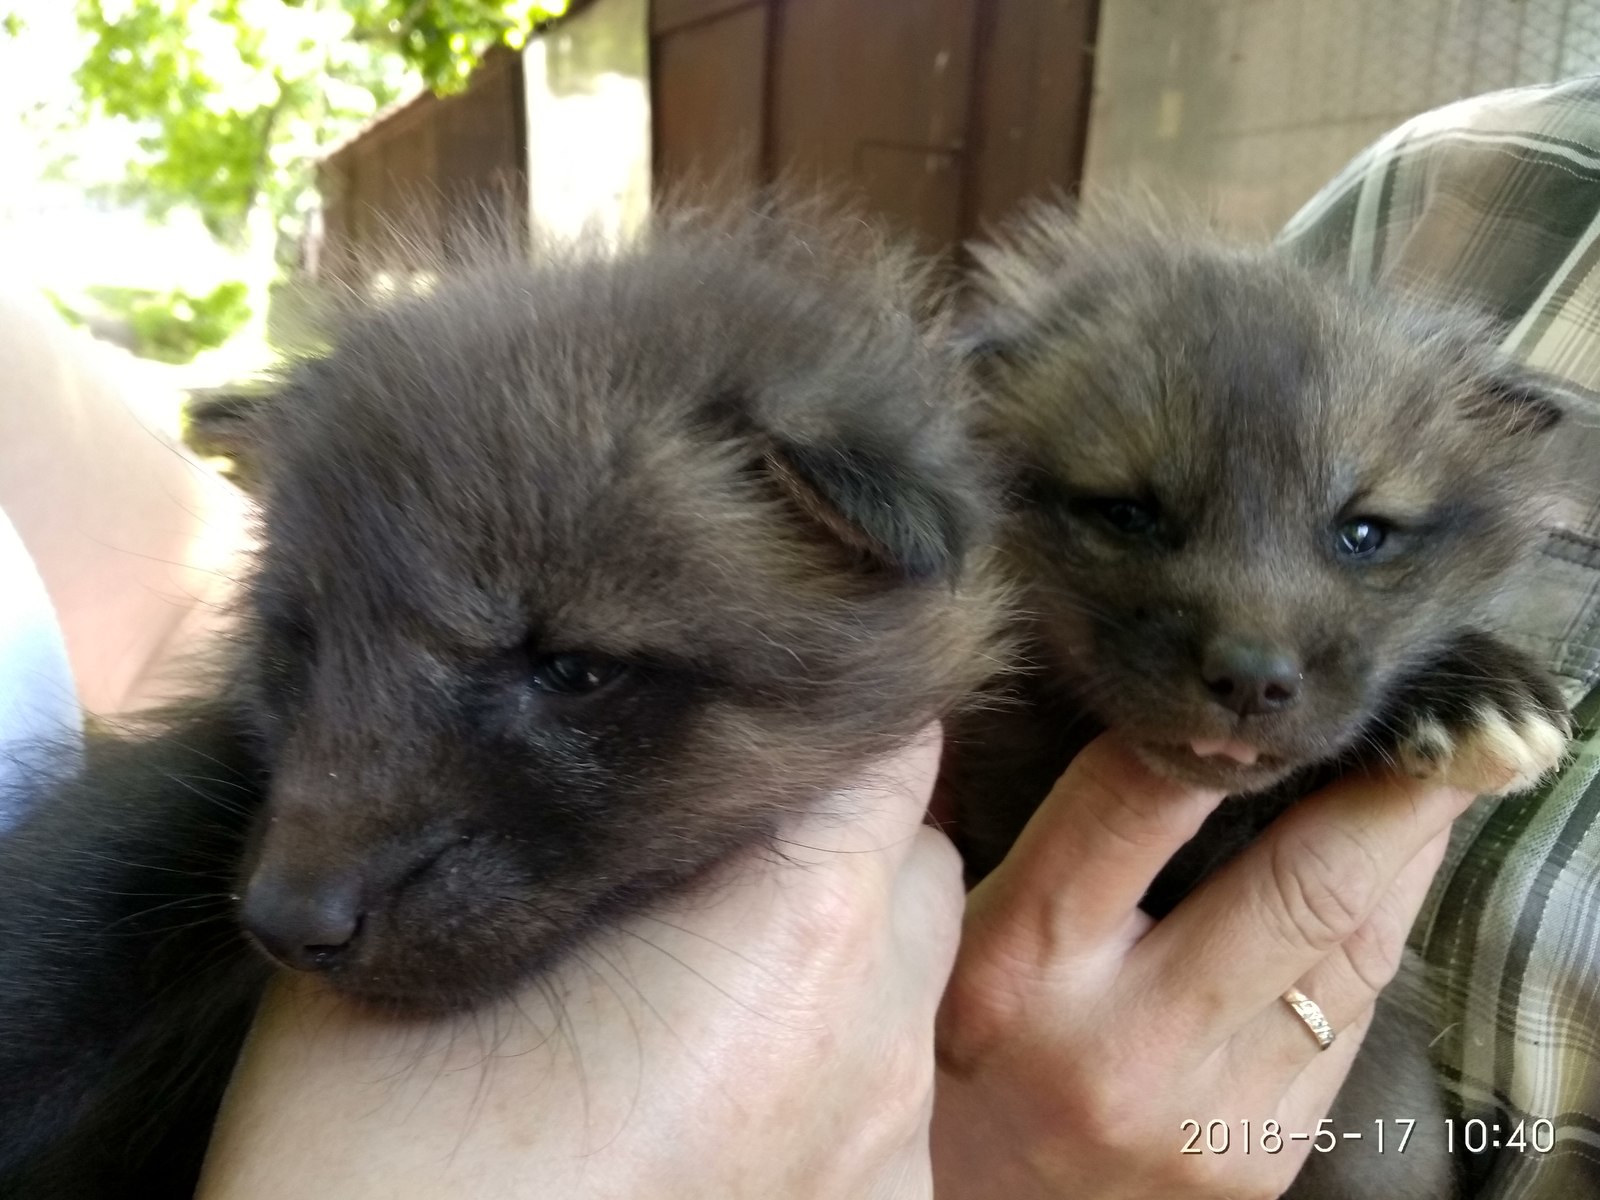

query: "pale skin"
xmin=8 ymin=290 xmax=1471 ymax=1197
xmin=932 ymin=739 xmax=1469 ymax=1200
xmin=0 ymin=284 xmax=247 ymax=715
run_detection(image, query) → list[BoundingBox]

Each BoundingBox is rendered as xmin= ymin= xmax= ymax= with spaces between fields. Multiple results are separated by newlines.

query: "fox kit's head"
xmin=234 ymin=213 xmax=1004 ymax=1008
xmin=971 ymin=208 xmax=1563 ymax=793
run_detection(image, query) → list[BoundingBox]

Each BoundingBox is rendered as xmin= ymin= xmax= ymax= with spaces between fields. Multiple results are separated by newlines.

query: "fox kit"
xmin=0 ymin=210 xmax=1006 ymax=1197
xmin=948 ymin=204 xmax=1572 ymax=1200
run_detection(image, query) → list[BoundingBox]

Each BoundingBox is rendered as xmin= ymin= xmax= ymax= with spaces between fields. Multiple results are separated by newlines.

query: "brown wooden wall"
xmin=311 ymin=1 xmax=1100 ymax=282
xmin=651 ymin=0 xmax=1100 ymax=252
xmin=315 ymin=47 xmax=528 ymax=288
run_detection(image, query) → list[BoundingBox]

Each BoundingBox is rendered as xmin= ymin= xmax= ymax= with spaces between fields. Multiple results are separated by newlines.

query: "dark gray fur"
xmin=0 ymin=210 xmax=1006 ymax=1196
xmin=945 ymin=205 xmax=1573 ymax=1200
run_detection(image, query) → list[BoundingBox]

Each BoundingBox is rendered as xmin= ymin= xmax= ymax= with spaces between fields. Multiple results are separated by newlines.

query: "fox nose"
xmin=241 ymin=869 xmax=364 ymax=973
xmin=1201 ymin=638 xmax=1303 ymax=717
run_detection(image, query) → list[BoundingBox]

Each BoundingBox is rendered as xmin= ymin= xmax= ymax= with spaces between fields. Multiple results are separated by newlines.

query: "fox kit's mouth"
xmin=1134 ymin=739 xmax=1291 ymax=793
xmin=1187 ymin=737 xmax=1260 ymax=765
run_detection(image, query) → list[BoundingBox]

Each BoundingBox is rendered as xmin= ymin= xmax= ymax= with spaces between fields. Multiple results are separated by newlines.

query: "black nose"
xmin=241 ymin=869 xmax=364 ymax=973
xmin=1201 ymin=637 xmax=1303 ymax=717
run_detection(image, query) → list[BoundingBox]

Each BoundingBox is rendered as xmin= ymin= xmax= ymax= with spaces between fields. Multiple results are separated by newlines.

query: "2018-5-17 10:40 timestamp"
xmin=1180 ymin=1118 xmax=1555 ymax=1155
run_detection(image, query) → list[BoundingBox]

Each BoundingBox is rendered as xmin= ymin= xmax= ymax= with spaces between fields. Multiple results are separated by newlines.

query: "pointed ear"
xmin=187 ymin=360 xmax=339 ymax=492
xmin=763 ymin=436 xmax=977 ymax=582
xmin=949 ymin=325 xmax=1014 ymax=367
xmin=946 ymin=316 xmax=1041 ymax=405
xmin=949 ymin=290 xmax=1042 ymax=366
xmin=1399 ymin=307 xmax=1566 ymax=438
xmin=184 ymin=383 xmax=282 ymax=492
xmin=1466 ymin=364 xmax=1565 ymax=437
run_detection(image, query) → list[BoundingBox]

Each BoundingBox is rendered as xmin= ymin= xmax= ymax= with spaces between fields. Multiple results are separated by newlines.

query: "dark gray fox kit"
xmin=944 ymin=205 xmax=1573 ymax=1200
xmin=0 ymin=213 xmax=1006 ymax=1197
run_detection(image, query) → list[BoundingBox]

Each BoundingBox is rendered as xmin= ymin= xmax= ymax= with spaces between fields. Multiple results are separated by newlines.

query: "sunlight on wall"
xmin=523 ymin=0 xmax=651 ymax=245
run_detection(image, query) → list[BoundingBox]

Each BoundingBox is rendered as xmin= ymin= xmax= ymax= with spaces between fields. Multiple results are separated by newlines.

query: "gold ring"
xmin=1282 ymin=988 xmax=1335 ymax=1051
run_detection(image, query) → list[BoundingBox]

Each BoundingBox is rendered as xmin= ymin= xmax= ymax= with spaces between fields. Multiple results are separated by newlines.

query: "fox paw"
xmin=1395 ymin=703 xmax=1570 ymax=795
xmin=1386 ymin=632 xmax=1572 ymax=796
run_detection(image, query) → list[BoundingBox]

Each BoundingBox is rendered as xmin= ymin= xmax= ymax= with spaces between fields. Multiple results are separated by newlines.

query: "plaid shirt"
xmin=1280 ymin=75 xmax=1600 ymax=1196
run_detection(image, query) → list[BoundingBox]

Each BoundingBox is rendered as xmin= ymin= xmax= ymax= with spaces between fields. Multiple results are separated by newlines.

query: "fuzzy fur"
xmin=0 ymin=209 xmax=1007 ymax=1196
xmin=946 ymin=203 xmax=1574 ymax=1200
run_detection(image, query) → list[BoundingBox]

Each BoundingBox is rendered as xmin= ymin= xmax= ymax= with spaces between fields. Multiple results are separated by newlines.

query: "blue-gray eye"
xmin=529 ymin=653 xmax=625 ymax=695
xmin=1088 ymin=497 xmax=1159 ymax=536
xmin=1336 ymin=518 xmax=1387 ymax=557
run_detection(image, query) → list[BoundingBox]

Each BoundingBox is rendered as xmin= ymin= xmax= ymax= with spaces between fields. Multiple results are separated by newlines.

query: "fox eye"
xmin=529 ymin=653 xmax=627 ymax=695
xmin=1084 ymin=497 xmax=1160 ymax=536
xmin=1335 ymin=517 xmax=1388 ymax=557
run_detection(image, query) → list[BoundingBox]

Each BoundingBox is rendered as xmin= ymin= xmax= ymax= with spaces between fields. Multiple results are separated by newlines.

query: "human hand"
xmin=932 ymin=735 xmax=1471 ymax=1199
xmin=199 ymin=726 xmax=962 ymax=1200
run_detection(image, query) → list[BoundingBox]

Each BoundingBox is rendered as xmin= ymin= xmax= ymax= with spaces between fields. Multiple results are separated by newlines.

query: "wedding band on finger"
xmin=1282 ymin=988 xmax=1336 ymax=1051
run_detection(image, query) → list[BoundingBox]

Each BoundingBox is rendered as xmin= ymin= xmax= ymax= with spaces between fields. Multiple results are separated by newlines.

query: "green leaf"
xmin=66 ymin=0 xmax=570 ymax=247
xmin=62 ymin=281 xmax=254 ymax=364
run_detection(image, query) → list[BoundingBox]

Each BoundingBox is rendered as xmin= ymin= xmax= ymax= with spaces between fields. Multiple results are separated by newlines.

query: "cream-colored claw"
xmin=1399 ymin=706 xmax=1570 ymax=796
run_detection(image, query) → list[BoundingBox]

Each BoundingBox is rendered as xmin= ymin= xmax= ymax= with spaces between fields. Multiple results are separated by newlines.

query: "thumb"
xmin=777 ymin=723 xmax=946 ymax=868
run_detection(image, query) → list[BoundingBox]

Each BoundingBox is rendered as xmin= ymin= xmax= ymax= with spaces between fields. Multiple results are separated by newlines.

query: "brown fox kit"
xmin=946 ymin=205 xmax=1573 ymax=1199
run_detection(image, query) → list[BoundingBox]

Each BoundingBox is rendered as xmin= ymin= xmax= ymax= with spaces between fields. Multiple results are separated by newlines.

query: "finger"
xmin=1275 ymin=1004 xmax=1375 ymax=1134
xmin=1234 ymin=826 xmax=1450 ymax=1075
xmin=1140 ymin=769 xmax=1472 ymax=1038
xmin=969 ymin=735 xmax=1226 ymax=959
xmin=890 ymin=825 xmax=967 ymax=996
xmin=1278 ymin=997 xmax=1457 ymax=1171
xmin=778 ymin=723 xmax=946 ymax=866
xmin=665 ymin=724 xmax=949 ymax=962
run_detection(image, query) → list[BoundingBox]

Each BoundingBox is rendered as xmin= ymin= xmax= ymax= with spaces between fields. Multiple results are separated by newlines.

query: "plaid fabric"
xmin=1280 ymin=75 xmax=1600 ymax=1196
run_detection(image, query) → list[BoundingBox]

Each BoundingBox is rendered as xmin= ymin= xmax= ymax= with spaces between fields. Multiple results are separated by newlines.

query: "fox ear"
xmin=763 ymin=436 xmax=973 ymax=582
xmin=1467 ymin=365 xmax=1565 ymax=437
xmin=187 ymin=359 xmax=346 ymax=492
xmin=948 ymin=311 xmax=1035 ymax=382
xmin=949 ymin=327 xmax=1014 ymax=367
xmin=184 ymin=383 xmax=282 ymax=492
xmin=716 ymin=369 xmax=984 ymax=585
xmin=1399 ymin=308 xmax=1566 ymax=438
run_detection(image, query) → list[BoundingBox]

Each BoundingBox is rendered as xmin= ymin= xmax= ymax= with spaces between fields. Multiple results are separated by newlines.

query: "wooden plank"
xmin=653 ymin=4 xmax=768 ymax=198
xmin=767 ymin=0 xmax=978 ymax=249
xmin=855 ymin=143 xmax=963 ymax=250
xmin=963 ymin=0 xmax=1100 ymax=240
xmin=314 ymin=45 xmax=531 ymax=286
xmin=651 ymin=0 xmax=760 ymax=36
